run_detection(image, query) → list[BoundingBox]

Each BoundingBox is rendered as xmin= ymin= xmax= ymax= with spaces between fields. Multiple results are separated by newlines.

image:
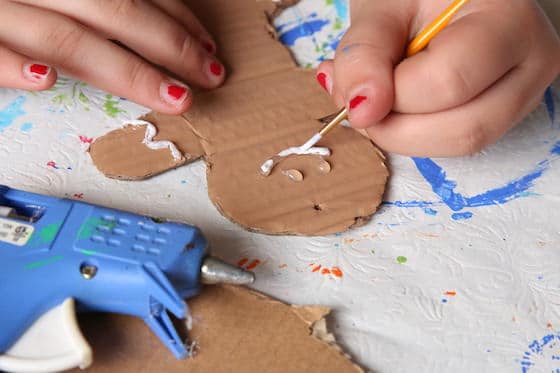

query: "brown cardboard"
xmin=89 ymin=112 xmax=203 ymax=180
xmin=89 ymin=0 xmax=389 ymax=235
xmin=74 ymin=285 xmax=363 ymax=373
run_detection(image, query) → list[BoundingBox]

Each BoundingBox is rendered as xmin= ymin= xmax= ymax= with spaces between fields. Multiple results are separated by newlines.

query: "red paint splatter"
xmin=547 ymin=323 xmax=553 ymax=329
xmin=308 ymin=263 xmax=315 ymax=267
xmin=237 ymin=258 xmax=249 ymax=267
xmin=210 ymin=62 xmax=223 ymax=76
xmin=321 ymin=268 xmax=331 ymax=275
xmin=47 ymin=161 xmax=58 ymax=169
xmin=79 ymin=135 xmax=93 ymax=144
xmin=73 ymin=193 xmax=84 ymax=199
xmin=331 ymin=267 xmax=343 ymax=278
xmin=312 ymin=265 xmax=322 ymax=273
xmin=245 ymin=259 xmax=261 ymax=270
xmin=444 ymin=291 xmax=456 ymax=296
xmin=278 ymin=264 xmax=288 ymax=269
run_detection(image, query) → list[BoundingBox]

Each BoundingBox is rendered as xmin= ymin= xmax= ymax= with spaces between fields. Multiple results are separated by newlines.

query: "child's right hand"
xmin=0 ymin=0 xmax=225 ymax=114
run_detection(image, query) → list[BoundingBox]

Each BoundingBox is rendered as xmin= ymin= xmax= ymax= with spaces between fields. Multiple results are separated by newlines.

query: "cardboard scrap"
xmin=73 ymin=285 xmax=363 ymax=373
xmin=89 ymin=0 xmax=389 ymax=235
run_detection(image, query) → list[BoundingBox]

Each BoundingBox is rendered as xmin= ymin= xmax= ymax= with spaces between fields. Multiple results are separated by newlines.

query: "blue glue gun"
xmin=0 ymin=185 xmax=255 ymax=372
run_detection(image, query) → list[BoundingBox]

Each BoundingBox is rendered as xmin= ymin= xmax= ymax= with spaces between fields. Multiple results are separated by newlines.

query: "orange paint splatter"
xmin=331 ymin=267 xmax=343 ymax=278
xmin=312 ymin=265 xmax=322 ymax=273
xmin=547 ymin=323 xmax=553 ymax=329
xmin=444 ymin=291 xmax=456 ymax=296
xmin=308 ymin=263 xmax=315 ymax=267
xmin=245 ymin=259 xmax=261 ymax=270
xmin=344 ymin=238 xmax=355 ymax=244
xmin=279 ymin=264 xmax=287 ymax=269
xmin=237 ymin=258 xmax=249 ymax=267
xmin=321 ymin=268 xmax=331 ymax=275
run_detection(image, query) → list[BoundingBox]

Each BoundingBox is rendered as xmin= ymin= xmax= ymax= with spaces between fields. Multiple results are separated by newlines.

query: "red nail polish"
xmin=30 ymin=64 xmax=49 ymax=75
xmin=210 ymin=62 xmax=222 ymax=76
xmin=202 ymin=41 xmax=214 ymax=54
xmin=349 ymin=95 xmax=367 ymax=109
xmin=316 ymin=72 xmax=328 ymax=92
xmin=167 ymin=84 xmax=187 ymax=100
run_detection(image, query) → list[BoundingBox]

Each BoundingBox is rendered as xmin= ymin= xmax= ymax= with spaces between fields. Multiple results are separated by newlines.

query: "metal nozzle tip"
xmin=200 ymin=257 xmax=255 ymax=285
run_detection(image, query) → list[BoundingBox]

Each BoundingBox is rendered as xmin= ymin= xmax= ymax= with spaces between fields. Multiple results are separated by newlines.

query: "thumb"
xmin=332 ymin=1 xmax=412 ymax=129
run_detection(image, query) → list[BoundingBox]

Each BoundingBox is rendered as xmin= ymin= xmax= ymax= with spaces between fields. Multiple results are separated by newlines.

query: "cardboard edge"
xmin=232 ymin=286 xmax=364 ymax=373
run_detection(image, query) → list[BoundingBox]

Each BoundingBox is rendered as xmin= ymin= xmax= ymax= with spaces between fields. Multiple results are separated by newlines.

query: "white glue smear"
xmin=125 ymin=119 xmax=183 ymax=161
xmin=260 ymin=143 xmax=330 ymax=176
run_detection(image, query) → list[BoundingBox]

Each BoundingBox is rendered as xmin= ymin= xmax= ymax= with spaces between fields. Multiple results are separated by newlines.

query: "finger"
xmin=14 ymin=0 xmax=224 ymax=88
xmin=332 ymin=0 xmax=413 ymax=129
xmin=0 ymin=45 xmax=56 ymax=90
xmin=394 ymin=5 xmax=528 ymax=114
xmin=152 ymin=0 xmax=216 ymax=54
xmin=0 ymin=2 xmax=192 ymax=114
xmin=366 ymin=58 xmax=556 ymax=157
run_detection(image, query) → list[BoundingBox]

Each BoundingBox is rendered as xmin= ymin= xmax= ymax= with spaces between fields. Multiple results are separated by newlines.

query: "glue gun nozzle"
xmin=200 ymin=257 xmax=255 ymax=285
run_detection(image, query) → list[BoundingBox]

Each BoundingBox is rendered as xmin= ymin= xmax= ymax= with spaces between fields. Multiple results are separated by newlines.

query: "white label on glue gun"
xmin=0 ymin=217 xmax=34 ymax=246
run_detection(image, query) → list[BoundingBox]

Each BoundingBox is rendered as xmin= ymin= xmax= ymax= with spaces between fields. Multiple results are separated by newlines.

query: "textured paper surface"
xmin=0 ymin=1 xmax=558 ymax=372
xmin=74 ymin=285 xmax=363 ymax=373
xmin=89 ymin=0 xmax=388 ymax=235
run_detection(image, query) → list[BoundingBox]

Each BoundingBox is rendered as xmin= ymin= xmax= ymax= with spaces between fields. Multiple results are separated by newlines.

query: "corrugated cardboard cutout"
xmin=75 ymin=285 xmax=363 ymax=373
xmin=89 ymin=0 xmax=389 ymax=235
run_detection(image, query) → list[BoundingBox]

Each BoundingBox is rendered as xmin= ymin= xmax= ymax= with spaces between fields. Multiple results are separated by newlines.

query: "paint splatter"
xmin=521 ymin=333 xmax=560 ymax=372
xmin=424 ymin=208 xmax=438 ymax=215
xmin=441 ymin=299 xmax=448 ymax=303
xmin=278 ymin=263 xmax=288 ymax=269
xmin=444 ymin=291 xmax=457 ymax=296
xmin=312 ymin=264 xmax=322 ymax=272
xmin=238 ymin=258 xmax=262 ymax=270
xmin=278 ymin=19 xmax=330 ymax=47
xmin=103 ymin=94 xmax=126 ymax=117
xmin=0 ymin=96 xmax=26 ymax=132
xmin=396 ymin=256 xmax=408 ymax=264
xmin=39 ymin=223 xmax=62 ymax=243
xmin=310 ymin=264 xmax=343 ymax=278
xmin=20 ymin=123 xmax=33 ymax=132
xmin=73 ymin=193 xmax=84 ymax=199
xmin=79 ymin=135 xmax=93 ymax=144
xmin=77 ymin=218 xmax=116 ymax=239
xmin=47 ymin=161 xmax=72 ymax=170
xmin=331 ymin=266 xmax=343 ymax=278
xmin=452 ymin=212 xmax=473 ymax=221
xmin=245 ymin=259 xmax=261 ymax=270
xmin=544 ymin=86 xmax=556 ymax=125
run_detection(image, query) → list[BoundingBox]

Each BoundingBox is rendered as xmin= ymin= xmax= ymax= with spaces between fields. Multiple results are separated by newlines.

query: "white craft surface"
xmin=1 ymin=2 xmax=559 ymax=372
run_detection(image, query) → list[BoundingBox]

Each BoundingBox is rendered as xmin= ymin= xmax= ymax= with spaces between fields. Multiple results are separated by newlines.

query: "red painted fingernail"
xmin=202 ymin=40 xmax=215 ymax=54
xmin=160 ymin=80 xmax=189 ymax=106
xmin=316 ymin=72 xmax=328 ymax=92
xmin=349 ymin=95 xmax=367 ymax=109
xmin=23 ymin=63 xmax=51 ymax=82
xmin=210 ymin=61 xmax=223 ymax=76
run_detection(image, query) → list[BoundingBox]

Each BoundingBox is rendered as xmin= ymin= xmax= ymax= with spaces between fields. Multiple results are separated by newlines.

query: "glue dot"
xmin=282 ymin=169 xmax=303 ymax=182
xmin=317 ymin=159 xmax=331 ymax=174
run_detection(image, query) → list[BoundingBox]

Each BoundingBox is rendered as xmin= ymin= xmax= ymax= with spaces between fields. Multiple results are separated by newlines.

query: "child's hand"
xmin=316 ymin=0 xmax=560 ymax=156
xmin=0 ymin=0 xmax=224 ymax=114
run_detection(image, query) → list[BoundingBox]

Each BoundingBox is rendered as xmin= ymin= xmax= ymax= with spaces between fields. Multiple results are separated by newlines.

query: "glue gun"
xmin=0 ymin=185 xmax=255 ymax=373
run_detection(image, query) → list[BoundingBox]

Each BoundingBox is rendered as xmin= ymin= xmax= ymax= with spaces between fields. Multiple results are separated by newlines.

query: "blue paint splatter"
xmin=424 ymin=208 xmax=438 ymax=216
xmin=20 ymin=123 xmax=33 ymax=132
xmin=384 ymin=200 xmax=435 ymax=208
xmin=551 ymin=141 xmax=560 ymax=155
xmin=441 ymin=299 xmax=448 ymax=303
xmin=451 ymin=212 xmax=473 ymax=220
xmin=333 ymin=0 xmax=349 ymax=21
xmin=544 ymin=86 xmax=555 ymax=125
xmin=278 ymin=19 xmax=330 ymax=46
xmin=521 ymin=333 xmax=560 ymax=372
xmin=0 ymin=96 xmax=26 ymax=132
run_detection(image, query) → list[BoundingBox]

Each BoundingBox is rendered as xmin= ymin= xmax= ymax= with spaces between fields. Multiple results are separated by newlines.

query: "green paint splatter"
xmin=396 ymin=256 xmax=408 ymax=264
xmin=39 ymin=223 xmax=62 ymax=243
xmin=103 ymin=94 xmax=125 ymax=117
xmin=80 ymin=249 xmax=97 ymax=256
xmin=78 ymin=218 xmax=116 ymax=239
xmin=25 ymin=255 xmax=64 ymax=270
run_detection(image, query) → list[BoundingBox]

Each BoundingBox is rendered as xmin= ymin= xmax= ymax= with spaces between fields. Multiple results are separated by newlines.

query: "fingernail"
xmin=201 ymin=40 xmax=215 ymax=54
xmin=206 ymin=60 xmax=224 ymax=83
xmin=160 ymin=80 xmax=190 ymax=106
xmin=316 ymin=72 xmax=332 ymax=94
xmin=23 ymin=63 xmax=50 ymax=82
xmin=349 ymin=95 xmax=367 ymax=110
